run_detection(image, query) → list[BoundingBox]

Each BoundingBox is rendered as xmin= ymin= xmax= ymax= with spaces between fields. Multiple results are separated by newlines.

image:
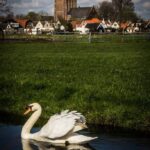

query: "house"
xmin=97 ymin=19 xmax=114 ymax=32
xmin=35 ymin=21 xmax=44 ymax=30
xmin=120 ymin=22 xmax=129 ymax=32
xmin=15 ymin=19 xmax=34 ymax=34
xmin=75 ymin=18 xmax=101 ymax=34
xmin=82 ymin=18 xmax=101 ymax=32
xmin=97 ymin=19 xmax=107 ymax=32
xmin=43 ymin=21 xmax=54 ymax=32
xmin=15 ymin=19 xmax=33 ymax=29
xmin=0 ymin=19 xmax=21 ymax=34
xmin=123 ymin=22 xmax=141 ymax=33
xmin=71 ymin=20 xmax=82 ymax=30
xmin=111 ymin=21 xmax=120 ymax=32
xmin=144 ymin=20 xmax=150 ymax=32
xmin=67 ymin=6 xmax=99 ymax=21
xmin=33 ymin=21 xmax=54 ymax=34
xmin=75 ymin=25 xmax=89 ymax=34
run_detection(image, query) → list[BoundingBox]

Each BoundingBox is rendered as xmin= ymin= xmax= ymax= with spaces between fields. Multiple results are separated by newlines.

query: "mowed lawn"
xmin=0 ymin=41 xmax=150 ymax=132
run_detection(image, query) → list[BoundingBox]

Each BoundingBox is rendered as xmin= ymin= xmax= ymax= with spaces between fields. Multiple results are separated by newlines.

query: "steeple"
xmin=54 ymin=0 xmax=77 ymax=21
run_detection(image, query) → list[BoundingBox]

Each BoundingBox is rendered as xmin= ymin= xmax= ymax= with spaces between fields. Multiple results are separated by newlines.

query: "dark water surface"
xmin=0 ymin=124 xmax=150 ymax=150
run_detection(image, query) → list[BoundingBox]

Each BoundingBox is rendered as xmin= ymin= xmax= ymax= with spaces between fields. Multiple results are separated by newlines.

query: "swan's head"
xmin=24 ymin=103 xmax=41 ymax=115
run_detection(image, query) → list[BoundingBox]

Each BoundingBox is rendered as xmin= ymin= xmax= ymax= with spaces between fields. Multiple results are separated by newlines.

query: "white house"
xmin=31 ymin=21 xmax=54 ymax=34
xmin=97 ymin=19 xmax=112 ymax=32
xmin=43 ymin=21 xmax=54 ymax=32
xmin=75 ymin=26 xmax=89 ymax=34
xmin=75 ymin=22 xmax=89 ymax=34
xmin=111 ymin=21 xmax=120 ymax=30
xmin=35 ymin=21 xmax=44 ymax=30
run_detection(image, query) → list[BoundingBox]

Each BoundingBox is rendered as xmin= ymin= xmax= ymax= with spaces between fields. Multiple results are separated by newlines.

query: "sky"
xmin=7 ymin=0 xmax=150 ymax=19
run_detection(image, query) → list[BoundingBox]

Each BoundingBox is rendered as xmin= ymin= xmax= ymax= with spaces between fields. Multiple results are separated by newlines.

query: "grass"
xmin=0 ymin=39 xmax=150 ymax=132
xmin=4 ymin=32 xmax=150 ymax=43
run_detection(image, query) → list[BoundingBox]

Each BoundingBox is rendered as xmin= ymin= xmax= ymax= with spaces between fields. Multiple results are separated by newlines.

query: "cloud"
xmin=12 ymin=0 xmax=51 ymax=9
xmin=132 ymin=0 xmax=141 ymax=4
xmin=134 ymin=0 xmax=150 ymax=19
xmin=143 ymin=2 xmax=150 ymax=9
xmin=8 ymin=0 xmax=53 ymax=15
xmin=6 ymin=0 xmax=150 ymax=19
xmin=78 ymin=0 xmax=111 ymax=6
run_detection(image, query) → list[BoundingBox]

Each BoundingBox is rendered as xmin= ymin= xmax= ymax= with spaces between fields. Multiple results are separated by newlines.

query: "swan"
xmin=21 ymin=103 xmax=97 ymax=144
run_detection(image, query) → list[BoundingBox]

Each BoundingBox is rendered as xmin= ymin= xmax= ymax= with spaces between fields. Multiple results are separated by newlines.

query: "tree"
xmin=66 ymin=22 xmax=73 ymax=32
xmin=112 ymin=0 xmax=135 ymax=22
xmin=0 ymin=0 xmax=13 ymax=17
xmin=25 ymin=11 xmax=49 ymax=21
xmin=26 ymin=11 xmax=41 ymax=21
xmin=98 ymin=1 xmax=115 ymax=20
xmin=38 ymin=11 xmax=49 ymax=17
xmin=97 ymin=0 xmax=139 ymax=22
xmin=15 ymin=14 xmax=26 ymax=19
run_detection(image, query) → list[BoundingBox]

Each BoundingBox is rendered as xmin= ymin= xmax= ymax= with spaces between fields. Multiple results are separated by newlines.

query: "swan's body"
xmin=21 ymin=103 xmax=97 ymax=144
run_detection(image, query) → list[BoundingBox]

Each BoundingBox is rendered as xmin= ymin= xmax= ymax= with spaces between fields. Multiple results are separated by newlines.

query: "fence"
xmin=1 ymin=32 xmax=150 ymax=43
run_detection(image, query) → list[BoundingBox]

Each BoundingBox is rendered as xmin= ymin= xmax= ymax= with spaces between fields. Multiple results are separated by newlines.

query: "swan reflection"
xmin=22 ymin=139 xmax=95 ymax=150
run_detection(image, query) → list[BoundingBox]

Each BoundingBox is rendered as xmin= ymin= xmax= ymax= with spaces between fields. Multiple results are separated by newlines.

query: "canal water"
xmin=0 ymin=124 xmax=150 ymax=150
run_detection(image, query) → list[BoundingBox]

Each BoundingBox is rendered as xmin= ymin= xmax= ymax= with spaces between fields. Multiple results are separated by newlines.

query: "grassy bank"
xmin=0 ymin=40 xmax=150 ymax=132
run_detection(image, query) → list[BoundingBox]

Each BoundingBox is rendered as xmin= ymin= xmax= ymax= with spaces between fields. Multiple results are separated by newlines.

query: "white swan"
xmin=21 ymin=103 xmax=97 ymax=144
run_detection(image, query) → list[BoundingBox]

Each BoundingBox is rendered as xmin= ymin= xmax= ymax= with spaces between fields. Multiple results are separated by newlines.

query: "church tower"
xmin=54 ymin=0 xmax=77 ymax=21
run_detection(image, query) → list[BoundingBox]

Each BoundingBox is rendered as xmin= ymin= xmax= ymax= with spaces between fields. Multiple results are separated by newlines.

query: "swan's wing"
xmin=39 ymin=110 xmax=86 ymax=139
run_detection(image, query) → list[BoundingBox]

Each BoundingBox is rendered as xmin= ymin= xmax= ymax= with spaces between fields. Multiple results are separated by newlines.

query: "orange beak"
xmin=23 ymin=108 xmax=31 ymax=115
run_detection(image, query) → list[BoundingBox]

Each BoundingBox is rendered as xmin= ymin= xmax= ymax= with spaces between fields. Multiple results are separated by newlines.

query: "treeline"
xmin=97 ymin=0 xmax=141 ymax=22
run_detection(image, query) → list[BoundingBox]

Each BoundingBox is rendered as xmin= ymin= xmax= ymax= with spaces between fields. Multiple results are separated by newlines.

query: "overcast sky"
xmin=7 ymin=0 xmax=150 ymax=19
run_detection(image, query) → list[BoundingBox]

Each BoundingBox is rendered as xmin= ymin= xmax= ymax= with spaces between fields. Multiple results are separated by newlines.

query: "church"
xmin=54 ymin=0 xmax=77 ymax=21
xmin=54 ymin=0 xmax=98 ymax=21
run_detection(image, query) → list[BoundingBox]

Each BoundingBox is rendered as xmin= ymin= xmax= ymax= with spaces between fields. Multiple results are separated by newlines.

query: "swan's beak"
xmin=24 ymin=107 xmax=32 ymax=115
xmin=82 ymin=124 xmax=88 ymax=129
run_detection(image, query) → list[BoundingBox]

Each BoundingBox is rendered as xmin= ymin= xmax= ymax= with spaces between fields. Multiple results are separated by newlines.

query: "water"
xmin=0 ymin=124 xmax=150 ymax=150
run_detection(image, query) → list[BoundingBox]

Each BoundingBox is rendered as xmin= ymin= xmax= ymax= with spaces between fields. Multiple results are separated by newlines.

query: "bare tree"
xmin=97 ymin=0 xmax=139 ymax=22
xmin=98 ymin=1 xmax=115 ymax=20
xmin=112 ymin=0 xmax=135 ymax=22
xmin=0 ymin=0 xmax=13 ymax=17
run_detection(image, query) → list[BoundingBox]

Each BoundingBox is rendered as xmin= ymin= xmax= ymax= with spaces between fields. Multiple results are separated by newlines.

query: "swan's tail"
xmin=39 ymin=133 xmax=98 ymax=145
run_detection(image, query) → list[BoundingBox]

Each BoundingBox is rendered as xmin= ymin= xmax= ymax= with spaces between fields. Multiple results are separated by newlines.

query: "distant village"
xmin=0 ymin=0 xmax=150 ymax=35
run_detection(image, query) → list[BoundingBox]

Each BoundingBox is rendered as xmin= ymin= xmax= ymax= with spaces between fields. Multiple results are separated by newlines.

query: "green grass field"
xmin=0 ymin=40 xmax=150 ymax=132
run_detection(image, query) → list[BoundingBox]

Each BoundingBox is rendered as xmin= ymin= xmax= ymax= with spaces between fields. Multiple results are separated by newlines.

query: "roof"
xmin=15 ymin=19 xmax=31 ymax=28
xmin=71 ymin=20 xmax=82 ymax=28
xmin=83 ymin=18 xmax=101 ymax=24
xmin=68 ymin=7 xmax=95 ymax=19
xmin=120 ymin=22 xmax=129 ymax=29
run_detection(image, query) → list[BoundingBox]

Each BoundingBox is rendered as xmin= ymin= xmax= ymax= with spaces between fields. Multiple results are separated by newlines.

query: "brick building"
xmin=54 ymin=0 xmax=77 ymax=21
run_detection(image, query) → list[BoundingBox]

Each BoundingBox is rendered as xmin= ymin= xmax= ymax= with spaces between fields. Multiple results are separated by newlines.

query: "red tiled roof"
xmin=84 ymin=18 xmax=101 ymax=24
xmin=120 ymin=22 xmax=129 ymax=29
xmin=15 ymin=19 xmax=29 ymax=28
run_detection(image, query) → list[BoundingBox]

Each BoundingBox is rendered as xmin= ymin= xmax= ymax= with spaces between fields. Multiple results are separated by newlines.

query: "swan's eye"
xmin=25 ymin=106 xmax=28 ymax=110
xmin=25 ymin=105 xmax=33 ymax=111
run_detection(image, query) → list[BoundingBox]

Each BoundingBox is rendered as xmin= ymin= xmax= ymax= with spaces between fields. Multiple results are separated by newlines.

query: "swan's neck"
xmin=21 ymin=108 xmax=42 ymax=139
